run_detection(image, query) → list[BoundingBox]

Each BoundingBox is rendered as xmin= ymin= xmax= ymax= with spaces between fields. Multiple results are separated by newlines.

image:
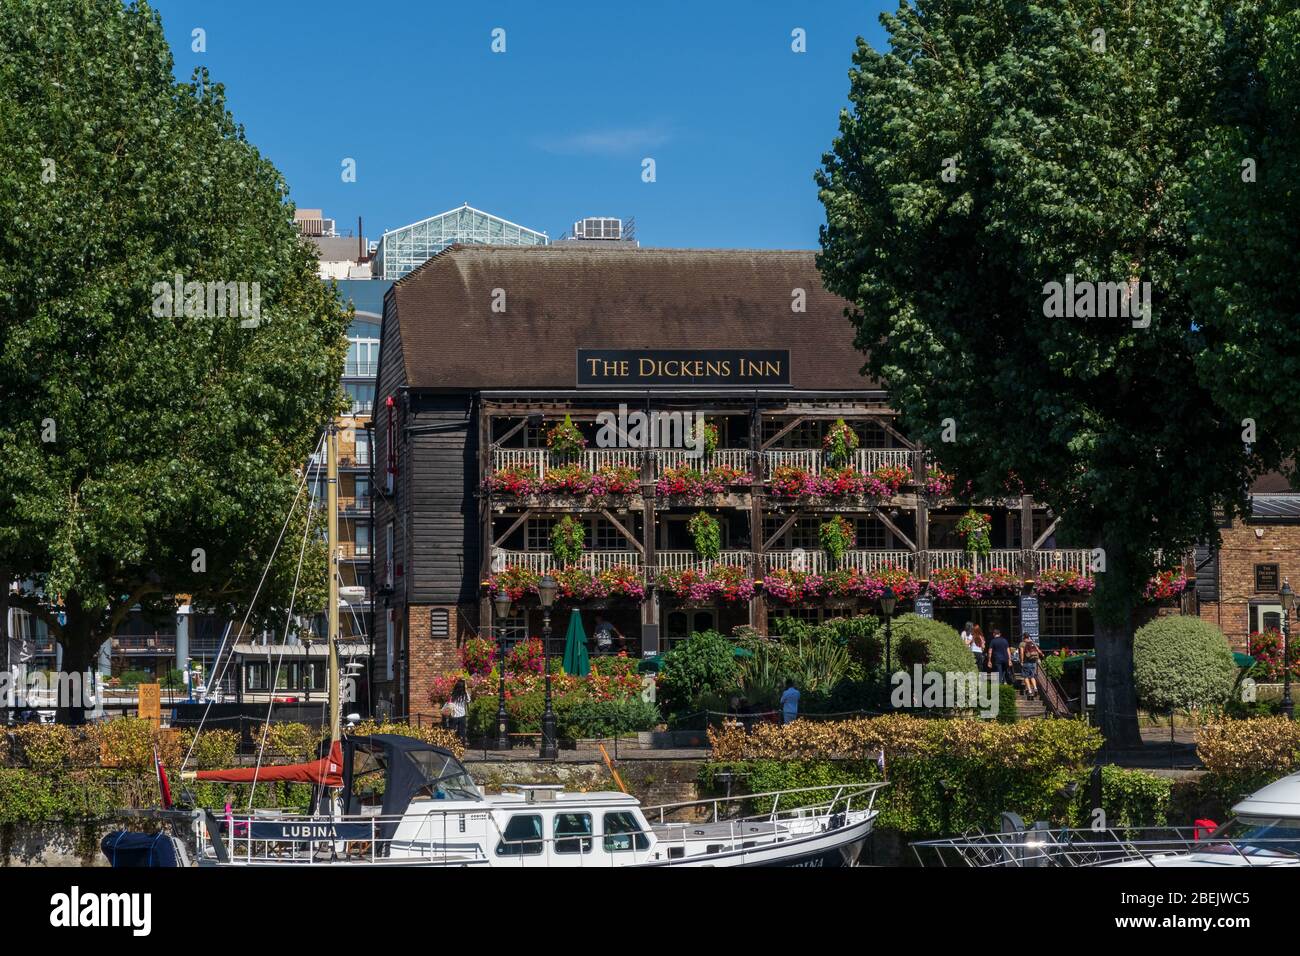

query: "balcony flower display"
xmin=539 ymin=462 xmax=595 ymax=495
xmin=656 ymin=465 xmax=752 ymax=498
xmin=868 ymin=465 xmax=911 ymax=495
xmin=1033 ymin=567 xmax=1095 ymax=595
xmin=977 ymin=567 xmax=1022 ymax=594
xmin=484 ymin=464 xmax=539 ymax=496
xmin=929 ymin=567 xmax=977 ymax=601
xmin=925 ymin=467 xmax=954 ymax=497
xmin=593 ymin=564 xmax=646 ymax=601
xmin=760 ymin=569 xmax=827 ymax=603
xmin=822 ymin=568 xmax=875 ymax=599
xmin=814 ymin=466 xmax=869 ymax=497
xmin=874 ymin=564 xmax=921 ymax=600
xmin=553 ymin=565 xmax=594 ymax=600
xmin=545 ymin=414 xmax=587 ymax=457
xmin=486 ymin=565 xmax=540 ymax=601
xmin=591 ymin=465 xmax=640 ymax=495
xmin=1144 ymin=569 xmax=1190 ymax=601
xmin=656 ymin=565 xmax=756 ymax=603
xmin=769 ymin=465 xmax=817 ymax=499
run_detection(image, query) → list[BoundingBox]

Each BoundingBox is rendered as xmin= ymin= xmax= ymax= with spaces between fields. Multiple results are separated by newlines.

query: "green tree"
xmin=0 ymin=0 xmax=347 ymax=720
xmin=816 ymin=1 xmax=1287 ymax=746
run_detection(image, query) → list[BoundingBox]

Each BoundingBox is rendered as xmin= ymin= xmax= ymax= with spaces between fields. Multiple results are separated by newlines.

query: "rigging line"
xmin=179 ymin=430 xmax=326 ymax=774
xmin=247 ymin=465 xmax=319 ymax=811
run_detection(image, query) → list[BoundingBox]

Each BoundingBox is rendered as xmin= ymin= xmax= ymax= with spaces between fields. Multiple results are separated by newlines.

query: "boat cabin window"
xmin=496 ymin=814 xmax=544 ymax=856
xmin=1213 ymin=817 xmax=1300 ymax=857
xmin=554 ymin=813 xmax=593 ymax=854
xmin=603 ymin=811 xmax=650 ymax=852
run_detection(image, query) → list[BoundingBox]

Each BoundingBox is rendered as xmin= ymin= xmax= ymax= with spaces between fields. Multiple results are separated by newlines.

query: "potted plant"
xmin=818 ymin=515 xmax=855 ymax=566
xmin=822 ymin=418 xmax=860 ymax=467
xmin=955 ymin=508 xmax=992 ymax=557
xmin=545 ymin=414 xmax=587 ymax=458
xmin=550 ymin=515 xmax=585 ymax=566
xmin=688 ymin=511 xmax=722 ymax=560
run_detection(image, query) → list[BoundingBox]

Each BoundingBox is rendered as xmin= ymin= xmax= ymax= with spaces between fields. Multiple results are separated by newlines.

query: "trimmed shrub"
xmin=996 ymin=682 xmax=1018 ymax=723
xmin=1197 ymin=717 xmax=1300 ymax=801
xmin=659 ymin=630 xmax=740 ymax=714
xmin=558 ymin=697 xmax=660 ymax=739
xmin=885 ymin=613 xmax=977 ymax=679
xmin=1134 ymin=616 xmax=1236 ymax=711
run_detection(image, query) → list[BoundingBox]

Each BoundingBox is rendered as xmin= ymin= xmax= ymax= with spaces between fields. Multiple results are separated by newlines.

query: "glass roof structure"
xmin=374 ymin=204 xmax=549 ymax=280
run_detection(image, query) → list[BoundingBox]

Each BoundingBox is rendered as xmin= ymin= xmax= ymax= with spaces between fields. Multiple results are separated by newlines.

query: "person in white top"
xmin=443 ymin=679 xmax=470 ymax=741
xmin=961 ymin=621 xmax=975 ymax=649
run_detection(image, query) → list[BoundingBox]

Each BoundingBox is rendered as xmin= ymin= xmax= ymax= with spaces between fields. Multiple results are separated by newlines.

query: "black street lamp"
xmin=1282 ymin=579 xmax=1294 ymax=720
xmin=880 ymin=585 xmax=897 ymax=708
xmin=538 ymin=573 xmax=559 ymax=758
xmin=493 ymin=590 xmax=514 ymax=750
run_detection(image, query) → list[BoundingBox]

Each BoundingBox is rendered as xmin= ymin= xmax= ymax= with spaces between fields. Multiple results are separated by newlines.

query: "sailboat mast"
xmin=327 ymin=423 xmax=341 ymax=745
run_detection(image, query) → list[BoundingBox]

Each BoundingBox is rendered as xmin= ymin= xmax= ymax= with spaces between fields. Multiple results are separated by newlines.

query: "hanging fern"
xmin=550 ymin=515 xmax=586 ymax=565
xmin=818 ymin=515 xmax=855 ymax=564
xmin=688 ymin=511 xmax=722 ymax=560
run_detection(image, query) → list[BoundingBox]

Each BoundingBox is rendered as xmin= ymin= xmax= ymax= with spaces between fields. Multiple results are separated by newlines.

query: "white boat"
xmin=106 ymin=733 xmax=884 ymax=868
xmin=911 ymin=770 xmax=1300 ymax=868
xmin=101 ymin=426 xmax=884 ymax=869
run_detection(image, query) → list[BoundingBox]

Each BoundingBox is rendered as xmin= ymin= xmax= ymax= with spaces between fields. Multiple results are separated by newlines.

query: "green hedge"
xmin=700 ymin=759 xmax=1171 ymax=834
xmin=1134 ymin=616 xmax=1236 ymax=711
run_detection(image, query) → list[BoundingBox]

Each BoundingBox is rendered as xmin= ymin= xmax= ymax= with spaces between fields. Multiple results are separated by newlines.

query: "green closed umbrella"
xmin=562 ymin=609 xmax=591 ymax=677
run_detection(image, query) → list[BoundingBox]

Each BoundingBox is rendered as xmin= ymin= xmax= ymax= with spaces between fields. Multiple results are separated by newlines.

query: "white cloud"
xmin=536 ymin=124 xmax=672 ymax=156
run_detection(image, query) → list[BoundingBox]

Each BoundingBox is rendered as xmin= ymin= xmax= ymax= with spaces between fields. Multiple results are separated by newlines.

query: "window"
xmin=496 ymin=814 xmax=544 ymax=856
xmin=791 ymin=519 xmax=819 ymax=551
xmin=856 ymin=518 xmax=888 ymax=550
xmin=354 ymin=477 xmax=371 ymax=507
xmin=384 ymin=521 xmax=394 ymax=589
xmin=346 ymin=338 xmax=379 ymax=377
xmin=354 ymin=524 xmax=371 ymax=556
xmin=590 ymin=517 xmax=625 ymax=551
xmin=345 ymin=383 xmax=374 ymax=415
xmin=858 ymin=422 xmax=890 ymax=448
xmin=554 ymin=813 xmax=593 ymax=854
xmin=354 ymin=432 xmax=372 ymax=465
xmin=1251 ymin=603 xmax=1283 ymax=635
xmin=603 ymin=811 xmax=649 ymax=852
xmin=526 ymin=519 xmax=549 ymax=552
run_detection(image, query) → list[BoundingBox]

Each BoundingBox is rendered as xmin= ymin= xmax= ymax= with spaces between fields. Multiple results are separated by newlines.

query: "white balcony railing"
xmin=926 ymin=548 xmax=1093 ymax=577
xmin=654 ymin=448 xmax=751 ymax=474
xmin=654 ymin=550 xmax=752 ymax=574
xmin=490 ymin=550 xmax=643 ymax=574
xmin=854 ymin=449 xmax=914 ymax=472
xmin=1030 ymin=548 xmax=1094 ymax=576
xmin=764 ymin=549 xmax=917 ymax=575
xmin=491 ymin=447 xmax=752 ymax=480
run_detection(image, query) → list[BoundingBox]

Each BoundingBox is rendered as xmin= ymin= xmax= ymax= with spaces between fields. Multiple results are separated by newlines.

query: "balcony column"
xmin=640 ymin=450 xmax=659 ymax=654
xmin=750 ymin=404 xmax=768 ymax=636
xmin=913 ymin=445 xmax=929 ymax=580
xmin=1020 ymin=494 xmax=1034 ymax=579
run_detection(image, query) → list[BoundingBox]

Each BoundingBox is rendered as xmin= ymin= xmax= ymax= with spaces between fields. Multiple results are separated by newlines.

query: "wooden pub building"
xmin=369 ymin=245 xmax=1096 ymax=718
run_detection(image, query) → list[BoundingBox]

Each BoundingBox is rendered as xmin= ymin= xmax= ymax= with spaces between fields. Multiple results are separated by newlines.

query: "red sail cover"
xmin=195 ymin=741 xmax=344 ymax=787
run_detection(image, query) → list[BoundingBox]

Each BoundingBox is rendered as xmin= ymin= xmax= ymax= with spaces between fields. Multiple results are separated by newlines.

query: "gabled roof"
xmin=380 ymin=203 xmax=548 ymax=242
xmin=382 ymin=244 xmax=876 ymax=391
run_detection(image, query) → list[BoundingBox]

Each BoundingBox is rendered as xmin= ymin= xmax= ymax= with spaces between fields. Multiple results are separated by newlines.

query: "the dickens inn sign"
xmin=577 ymin=349 xmax=791 ymax=388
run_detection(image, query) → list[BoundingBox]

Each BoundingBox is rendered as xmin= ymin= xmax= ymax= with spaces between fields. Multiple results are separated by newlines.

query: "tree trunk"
xmin=53 ymin=597 xmax=106 ymax=726
xmin=1093 ymin=536 xmax=1143 ymax=750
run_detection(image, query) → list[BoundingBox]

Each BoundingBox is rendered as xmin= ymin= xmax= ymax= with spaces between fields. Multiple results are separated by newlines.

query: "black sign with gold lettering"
xmin=577 ymin=349 xmax=791 ymax=388
xmin=1255 ymin=563 xmax=1280 ymax=593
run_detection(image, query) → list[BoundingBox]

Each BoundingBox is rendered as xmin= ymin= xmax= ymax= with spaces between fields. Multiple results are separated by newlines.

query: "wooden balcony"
xmin=765 ymin=549 xmax=918 ymax=574
xmin=654 ymin=550 xmax=753 ymax=573
xmin=489 ymin=550 xmax=644 ymax=574
xmin=763 ymin=448 xmax=915 ymax=475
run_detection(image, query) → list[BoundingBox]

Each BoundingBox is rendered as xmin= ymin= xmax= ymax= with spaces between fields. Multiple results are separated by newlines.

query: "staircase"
xmin=1014 ymin=691 xmax=1046 ymax=719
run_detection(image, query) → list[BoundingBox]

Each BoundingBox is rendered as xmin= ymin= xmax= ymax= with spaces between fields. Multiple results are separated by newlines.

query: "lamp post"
xmin=880 ymin=585 xmax=897 ymax=708
xmin=493 ymin=591 xmax=513 ymax=750
xmin=1282 ymin=579 xmax=1294 ymax=720
xmin=538 ymin=574 xmax=558 ymax=758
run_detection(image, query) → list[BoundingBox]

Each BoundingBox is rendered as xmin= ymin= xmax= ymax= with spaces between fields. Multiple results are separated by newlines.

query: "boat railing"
xmin=911 ymin=826 xmax=1300 ymax=868
xmin=639 ymin=785 xmax=883 ymax=832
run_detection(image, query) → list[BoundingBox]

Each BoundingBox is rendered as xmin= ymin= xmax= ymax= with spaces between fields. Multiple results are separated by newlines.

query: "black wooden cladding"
xmin=1194 ymin=544 xmax=1220 ymax=602
xmin=407 ymin=394 xmax=480 ymax=604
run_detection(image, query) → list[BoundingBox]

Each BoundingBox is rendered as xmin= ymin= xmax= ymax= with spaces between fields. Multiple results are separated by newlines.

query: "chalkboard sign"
xmin=1018 ymin=594 xmax=1040 ymax=641
xmin=913 ymin=594 xmax=934 ymax=619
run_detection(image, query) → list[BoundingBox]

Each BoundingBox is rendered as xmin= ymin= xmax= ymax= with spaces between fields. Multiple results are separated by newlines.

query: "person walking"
xmin=1019 ymin=633 xmax=1043 ymax=699
xmin=443 ymin=678 xmax=470 ymax=741
xmin=592 ymin=614 xmax=624 ymax=656
xmin=970 ymin=625 xmax=987 ymax=671
xmin=986 ymin=629 xmax=1013 ymax=684
xmin=779 ymin=679 xmax=801 ymax=724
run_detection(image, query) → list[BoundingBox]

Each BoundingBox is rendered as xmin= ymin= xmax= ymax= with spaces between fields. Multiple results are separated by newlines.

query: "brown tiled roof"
xmin=386 ymin=245 xmax=875 ymax=390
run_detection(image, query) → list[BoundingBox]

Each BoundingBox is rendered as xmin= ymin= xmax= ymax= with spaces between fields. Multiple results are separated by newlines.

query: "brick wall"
xmin=406 ymin=602 xmax=477 ymax=719
xmin=1198 ymin=520 xmax=1300 ymax=651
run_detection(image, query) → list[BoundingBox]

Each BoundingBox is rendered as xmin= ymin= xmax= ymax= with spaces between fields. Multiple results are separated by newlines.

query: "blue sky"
xmin=151 ymin=1 xmax=893 ymax=249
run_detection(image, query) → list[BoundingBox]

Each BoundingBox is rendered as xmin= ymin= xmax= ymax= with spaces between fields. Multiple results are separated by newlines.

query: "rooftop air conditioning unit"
xmin=573 ymin=217 xmax=622 ymax=241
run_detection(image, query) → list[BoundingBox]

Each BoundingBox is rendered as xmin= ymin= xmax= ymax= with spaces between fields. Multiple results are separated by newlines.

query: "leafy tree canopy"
xmin=0 ymin=0 xmax=347 ymax=688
